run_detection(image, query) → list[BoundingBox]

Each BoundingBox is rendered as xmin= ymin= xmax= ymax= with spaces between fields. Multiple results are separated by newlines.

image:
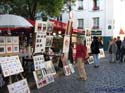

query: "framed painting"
xmin=12 ymin=45 xmax=19 ymax=53
xmin=5 ymin=37 xmax=13 ymax=45
xmin=0 ymin=45 xmax=5 ymax=54
xmin=12 ymin=37 xmax=19 ymax=44
xmin=6 ymin=45 xmax=12 ymax=53
xmin=0 ymin=37 xmax=5 ymax=45
xmin=46 ymin=36 xmax=53 ymax=47
xmin=47 ymin=22 xmax=53 ymax=33
xmin=35 ymin=20 xmax=43 ymax=32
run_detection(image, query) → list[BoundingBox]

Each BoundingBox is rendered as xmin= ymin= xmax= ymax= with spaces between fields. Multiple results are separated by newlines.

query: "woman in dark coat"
xmin=91 ymin=36 xmax=100 ymax=68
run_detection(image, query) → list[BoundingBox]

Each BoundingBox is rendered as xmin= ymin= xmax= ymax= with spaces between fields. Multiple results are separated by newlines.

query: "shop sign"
xmin=91 ymin=30 xmax=102 ymax=35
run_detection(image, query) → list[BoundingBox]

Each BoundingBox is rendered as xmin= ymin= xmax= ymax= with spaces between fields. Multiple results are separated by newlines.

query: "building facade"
xmin=61 ymin=0 xmax=125 ymax=50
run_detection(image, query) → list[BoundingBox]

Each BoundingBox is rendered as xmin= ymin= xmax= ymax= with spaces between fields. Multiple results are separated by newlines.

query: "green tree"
xmin=0 ymin=0 xmax=64 ymax=20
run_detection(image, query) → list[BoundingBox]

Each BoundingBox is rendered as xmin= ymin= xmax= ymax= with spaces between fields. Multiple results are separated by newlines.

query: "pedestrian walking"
xmin=90 ymin=36 xmax=100 ymax=68
xmin=75 ymin=38 xmax=88 ymax=80
xmin=120 ymin=37 xmax=125 ymax=63
xmin=116 ymin=36 xmax=122 ymax=60
xmin=108 ymin=38 xmax=117 ymax=63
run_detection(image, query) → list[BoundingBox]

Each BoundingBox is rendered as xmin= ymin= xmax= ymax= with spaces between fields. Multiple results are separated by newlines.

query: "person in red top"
xmin=75 ymin=38 xmax=88 ymax=80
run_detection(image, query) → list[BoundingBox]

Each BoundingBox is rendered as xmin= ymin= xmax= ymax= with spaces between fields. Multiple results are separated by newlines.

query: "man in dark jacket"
xmin=116 ymin=36 xmax=122 ymax=60
xmin=91 ymin=36 xmax=100 ymax=68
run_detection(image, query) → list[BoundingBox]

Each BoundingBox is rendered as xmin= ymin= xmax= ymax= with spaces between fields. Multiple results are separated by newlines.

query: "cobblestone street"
xmin=32 ymin=54 xmax=125 ymax=93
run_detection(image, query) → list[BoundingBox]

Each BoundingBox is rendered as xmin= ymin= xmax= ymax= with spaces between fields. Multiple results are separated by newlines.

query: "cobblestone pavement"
xmin=32 ymin=55 xmax=125 ymax=93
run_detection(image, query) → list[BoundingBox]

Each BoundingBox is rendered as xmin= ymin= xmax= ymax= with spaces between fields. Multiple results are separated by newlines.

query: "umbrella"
xmin=0 ymin=14 xmax=33 ymax=29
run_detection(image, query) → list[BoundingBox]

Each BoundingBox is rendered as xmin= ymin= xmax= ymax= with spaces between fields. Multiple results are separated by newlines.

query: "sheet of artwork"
xmin=33 ymin=55 xmax=45 ymax=70
xmin=0 ymin=45 xmax=5 ymax=54
xmin=46 ymin=36 xmax=53 ymax=47
xmin=6 ymin=45 xmax=13 ymax=53
xmin=7 ymin=79 xmax=30 ymax=93
xmin=99 ymin=48 xmax=105 ymax=58
xmin=0 ymin=56 xmax=24 ymax=77
xmin=33 ymin=70 xmax=54 ymax=89
xmin=86 ymin=36 xmax=92 ymax=53
xmin=34 ymin=33 xmax=46 ymax=53
xmin=44 ymin=60 xmax=56 ymax=75
xmin=62 ymin=36 xmax=70 ymax=53
xmin=47 ymin=22 xmax=54 ymax=33
xmin=5 ymin=37 xmax=13 ymax=45
xmin=87 ymin=56 xmax=94 ymax=64
xmin=12 ymin=37 xmax=19 ymax=44
xmin=35 ymin=20 xmax=47 ymax=33
xmin=0 ymin=36 xmax=5 ymax=45
xmin=12 ymin=45 xmax=19 ymax=53
xmin=63 ymin=65 xmax=71 ymax=76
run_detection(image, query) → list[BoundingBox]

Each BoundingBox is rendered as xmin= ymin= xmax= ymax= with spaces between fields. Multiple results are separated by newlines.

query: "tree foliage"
xmin=0 ymin=0 xmax=65 ymax=20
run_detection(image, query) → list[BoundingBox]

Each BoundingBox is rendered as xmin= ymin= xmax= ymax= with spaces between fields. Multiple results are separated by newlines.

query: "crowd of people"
xmin=75 ymin=36 xmax=125 ymax=81
xmin=108 ymin=36 xmax=125 ymax=63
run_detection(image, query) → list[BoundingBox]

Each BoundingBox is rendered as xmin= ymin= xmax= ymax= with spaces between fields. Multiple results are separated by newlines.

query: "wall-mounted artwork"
xmin=5 ymin=37 xmax=13 ymax=45
xmin=35 ymin=20 xmax=47 ymax=33
xmin=46 ymin=36 xmax=53 ymax=47
xmin=13 ymin=45 xmax=19 ymax=53
xmin=12 ymin=37 xmax=19 ymax=44
xmin=44 ymin=60 xmax=56 ymax=75
xmin=47 ymin=22 xmax=53 ymax=33
xmin=63 ymin=36 xmax=70 ymax=53
xmin=34 ymin=33 xmax=46 ymax=53
xmin=0 ymin=46 xmax=5 ymax=54
xmin=33 ymin=55 xmax=45 ymax=70
xmin=6 ymin=45 xmax=12 ymax=53
xmin=0 ymin=37 xmax=5 ymax=45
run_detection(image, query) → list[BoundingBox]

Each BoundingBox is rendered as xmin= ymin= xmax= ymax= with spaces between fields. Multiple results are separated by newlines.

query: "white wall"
xmin=62 ymin=0 xmax=124 ymax=37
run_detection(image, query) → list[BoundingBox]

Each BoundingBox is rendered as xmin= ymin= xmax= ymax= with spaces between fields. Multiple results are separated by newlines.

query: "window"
xmin=78 ymin=0 xmax=83 ymax=10
xmin=93 ymin=17 xmax=99 ymax=29
xmin=93 ymin=0 xmax=100 ymax=10
xmin=78 ymin=19 xmax=84 ymax=29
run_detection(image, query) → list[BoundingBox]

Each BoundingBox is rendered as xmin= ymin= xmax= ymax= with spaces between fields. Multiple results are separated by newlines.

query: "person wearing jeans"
xmin=91 ymin=36 xmax=100 ymax=68
xmin=93 ymin=54 xmax=99 ymax=66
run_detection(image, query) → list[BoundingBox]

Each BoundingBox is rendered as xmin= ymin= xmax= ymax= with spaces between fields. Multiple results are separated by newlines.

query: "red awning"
xmin=49 ymin=20 xmax=67 ymax=31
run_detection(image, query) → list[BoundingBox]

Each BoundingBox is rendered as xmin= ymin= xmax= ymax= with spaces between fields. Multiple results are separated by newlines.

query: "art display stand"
xmin=33 ymin=20 xmax=56 ymax=89
xmin=0 ymin=55 xmax=30 ymax=93
xmin=62 ymin=19 xmax=75 ymax=76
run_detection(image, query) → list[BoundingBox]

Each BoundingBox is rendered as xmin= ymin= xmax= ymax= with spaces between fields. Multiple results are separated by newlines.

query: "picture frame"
xmin=7 ymin=79 xmax=30 ymax=93
xmin=0 ymin=36 xmax=5 ymax=45
xmin=42 ymin=22 xmax=47 ymax=33
xmin=44 ymin=60 xmax=56 ymax=75
xmin=46 ymin=36 xmax=53 ymax=47
xmin=63 ymin=36 xmax=70 ymax=53
xmin=6 ymin=45 xmax=12 ymax=53
xmin=5 ymin=37 xmax=13 ymax=45
xmin=12 ymin=37 xmax=19 ymax=44
xmin=34 ymin=33 xmax=46 ymax=53
xmin=0 ymin=45 xmax=5 ymax=54
xmin=47 ymin=22 xmax=53 ymax=33
xmin=12 ymin=45 xmax=19 ymax=53
xmin=33 ymin=70 xmax=48 ymax=89
xmin=35 ymin=20 xmax=43 ymax=32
